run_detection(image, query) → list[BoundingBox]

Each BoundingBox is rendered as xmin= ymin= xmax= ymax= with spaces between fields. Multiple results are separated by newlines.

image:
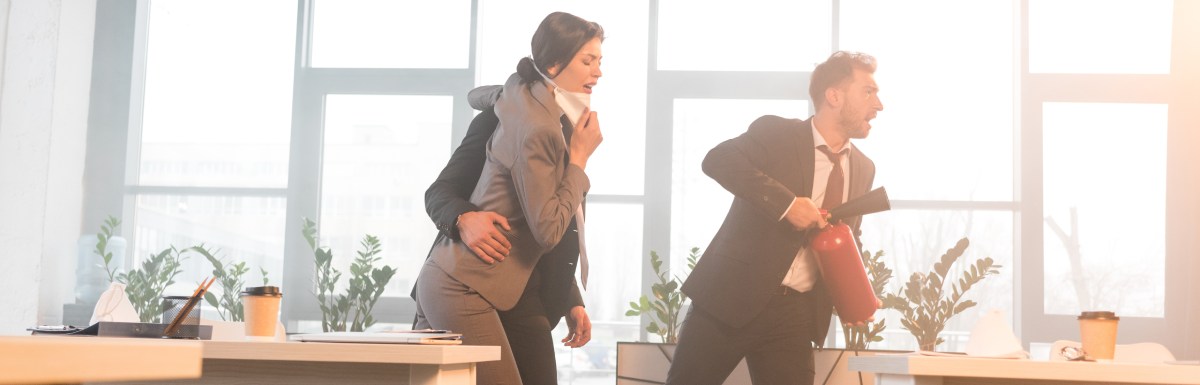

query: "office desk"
xmin=171 ymin=340 xmax=500 ymax=385
xmin=848 ymin=354 xmax=1200 ymax=385
xmin=0 ymin=335 xmax=202 ymax=384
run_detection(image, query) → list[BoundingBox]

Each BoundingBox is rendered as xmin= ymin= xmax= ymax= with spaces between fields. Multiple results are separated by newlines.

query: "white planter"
xmin=616 ymin=342 xmax=886 ymax=385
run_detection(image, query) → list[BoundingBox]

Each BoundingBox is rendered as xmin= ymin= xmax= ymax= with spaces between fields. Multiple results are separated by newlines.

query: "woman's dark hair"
xmin=516 ymin=12 xmax=605 ymax=85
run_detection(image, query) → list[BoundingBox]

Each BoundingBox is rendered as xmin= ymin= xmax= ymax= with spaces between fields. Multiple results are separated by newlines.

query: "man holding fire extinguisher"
xmin=666 ymin=51 xmax=884 ymax=385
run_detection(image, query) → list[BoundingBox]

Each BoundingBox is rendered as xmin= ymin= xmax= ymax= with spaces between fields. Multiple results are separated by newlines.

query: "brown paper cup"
xmin=241 ymin=286 xmax=282 ymax=341
xmin=1078 ymin=311 xmax=1119 ymax=361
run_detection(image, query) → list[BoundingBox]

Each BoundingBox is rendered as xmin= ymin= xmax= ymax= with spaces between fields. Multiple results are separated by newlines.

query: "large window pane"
xmin=657 ymin=0 xmax=831 ymax=71
xmin=477 ymin=1 xmax=648 ymax=195
xmin=841 ymin=0 xmax=1014 ymax=201
xmin=1029 ymin=0 xmax=1173 ymax=74
xmin=858 ymin=209 xmax=1014 ymax=351
xmin=319 ymin=95 xmax=453 ymax=297
xmin=671 ymin=99 xmax=809 ymax=274
xmin=140 ymin=1 xmax=295 ymax=188
xmin=553 ymin=203 xmax=644 ymax=381
xmin=311 ymin=0 xmax=471 ymax=68
xmin=132 ymin=194 xmax=286 ymax=305
xmin=1042 ymin=102 xmax=1167 ymax=317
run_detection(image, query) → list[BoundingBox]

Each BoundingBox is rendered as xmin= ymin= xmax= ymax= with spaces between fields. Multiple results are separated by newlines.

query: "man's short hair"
xmin=809 ymin=51 xmax=877 ymax=110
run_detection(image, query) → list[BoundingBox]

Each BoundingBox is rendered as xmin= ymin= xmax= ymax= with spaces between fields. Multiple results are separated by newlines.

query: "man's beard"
xmin=839 ymin=107 xmax=870 ymax=139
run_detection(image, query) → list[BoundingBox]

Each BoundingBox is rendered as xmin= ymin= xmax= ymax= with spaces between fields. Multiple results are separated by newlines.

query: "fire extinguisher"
xmin=809 ymin=187 xmax=890 ymax=324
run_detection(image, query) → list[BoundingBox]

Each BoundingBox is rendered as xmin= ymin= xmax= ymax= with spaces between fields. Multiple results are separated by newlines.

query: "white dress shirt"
xmin=779 ymin=120 xmax=852 ymax=292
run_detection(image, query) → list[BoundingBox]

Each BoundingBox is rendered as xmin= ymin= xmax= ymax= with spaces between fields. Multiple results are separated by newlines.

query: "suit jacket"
xmin=681 ymin=115 xmax=875 ymax=346
xmin=423 ymin=101 xmax=584 ymax=326
xmin=428 ymin=73 xmax=590 ymax=311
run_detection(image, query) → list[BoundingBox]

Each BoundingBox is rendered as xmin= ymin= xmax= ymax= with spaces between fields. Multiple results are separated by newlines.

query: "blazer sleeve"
xmin=567 ymin=278 xmax=584 ymax=308
xmin=424 ymin=108 xmax=500 ymax=240
xmin=511 ymin=124 xmax=590 ymax=248
xmin=541 ymin=277 xmax=585 ymax=329
xmin=701 ymin=115 xmax=800 ymax=220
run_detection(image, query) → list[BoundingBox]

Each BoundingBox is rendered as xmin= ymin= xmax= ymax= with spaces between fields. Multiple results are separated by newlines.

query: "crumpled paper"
xmin=89 ymin=282 xmax=140 ymax=324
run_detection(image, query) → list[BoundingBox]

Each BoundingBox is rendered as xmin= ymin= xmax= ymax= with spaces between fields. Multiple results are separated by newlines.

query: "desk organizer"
xmin=67 ymin=321 xmax=213 ymax=340
xmin=161 ymin=295 xmax=204 ymax=339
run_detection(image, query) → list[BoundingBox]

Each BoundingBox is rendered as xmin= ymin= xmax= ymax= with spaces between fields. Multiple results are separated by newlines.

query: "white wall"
xmin=0 ymin=0 xmax=95 ymax=332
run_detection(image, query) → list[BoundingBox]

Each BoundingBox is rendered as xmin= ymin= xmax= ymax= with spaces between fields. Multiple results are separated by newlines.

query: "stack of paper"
xmin=291 ymin=330 xmax=462 ymax=345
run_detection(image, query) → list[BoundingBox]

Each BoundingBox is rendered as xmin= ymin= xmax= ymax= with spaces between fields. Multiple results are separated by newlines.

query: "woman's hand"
xmin=562 ymin=305 xmax=592 ymax=348
xmin=569 ymin=107 xmax=603 ymax=170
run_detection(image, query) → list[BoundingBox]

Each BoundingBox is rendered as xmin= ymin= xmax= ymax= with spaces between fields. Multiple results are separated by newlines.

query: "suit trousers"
xmin=497 ymin=263 xmax=557 ymax=385
xmin=416 ymin=260 xmax=522 ymax=385
xmin=666 ymin=288 xmax=817 ymax=385
xmin=414 ymin=264 xmax=559 ymax=385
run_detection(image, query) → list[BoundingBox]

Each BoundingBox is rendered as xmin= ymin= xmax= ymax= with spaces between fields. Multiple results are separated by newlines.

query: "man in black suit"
xmin=666 ymin=51 xmax=884 ymax=385
xmin=418 ymin=88 xmax=591 ymax=384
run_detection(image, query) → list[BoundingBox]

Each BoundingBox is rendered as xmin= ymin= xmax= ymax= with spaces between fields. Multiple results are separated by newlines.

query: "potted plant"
xmin=90 ymin=215 xmax=184 ymax=324
xmin=882 ymin=237 xmax=1001 ymax=351
xmin=192 ymin=245 xmax=273 ymax=322
xmin=117 ymin=246 xmax=187 ymax=323
xmin=90 ymin=216 xmax=277 ymax=324
xmin=301 ymin=218 xmax=397 ymax=332
xmin=624 ymin=247 xmax=699 ymax=343
xmin=840 ymin=248 xmax=894 ymax=351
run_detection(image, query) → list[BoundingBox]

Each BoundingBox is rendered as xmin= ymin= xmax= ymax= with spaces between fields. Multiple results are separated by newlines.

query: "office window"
xmin=840 ymin=0 xmax=1015 ymax=201
xmin=132 ymin=194 xmax=286 ymax=297
xmin=1029 ymin=0 xmax=1173 ymax=74
xmin=657 ymin=0 xmax=831 ymax=71
xmin=318 ymin=94 xmax=454 ymax=296
xmin=670 ymin=98 xmax=809 ymax=270
xmin=311 ymin=0 xmax=472 ymax=68
xmin=139 ymin=0 xmax=295 ymax=188
xmin=1042 ymin=102 xmax=1167 ymax=317
xmin=836 ymin=0 xmax=1016 ymax=351
xmin=129 ymin=0 xmax=295 ymax=302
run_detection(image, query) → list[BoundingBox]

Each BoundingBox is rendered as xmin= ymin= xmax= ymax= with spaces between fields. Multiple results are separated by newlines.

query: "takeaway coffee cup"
xmin=241 ymin=286 xmax=282 ymax=341
xmin=1078 ymin=311 xmax=1119 ymax=361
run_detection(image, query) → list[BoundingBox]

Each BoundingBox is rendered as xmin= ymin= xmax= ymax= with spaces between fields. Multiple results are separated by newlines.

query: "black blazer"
xmin=423 ymin=106 xmax=584 ymax=327
xmin=681 ymin=115 xmax=875 ymax=346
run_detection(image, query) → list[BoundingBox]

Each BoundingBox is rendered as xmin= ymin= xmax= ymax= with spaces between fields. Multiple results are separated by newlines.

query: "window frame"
xmin=1016 ymin=0 xmax=1198 ymax=353
xmin=278 ymin=0 xmax=480 ymax=324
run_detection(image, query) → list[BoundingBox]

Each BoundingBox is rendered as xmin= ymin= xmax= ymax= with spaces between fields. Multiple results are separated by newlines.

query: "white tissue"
xmin=89 ymin=282 xmax=140 ymax=324
xmin=965 ymin=309 xmax=1029 ymax=359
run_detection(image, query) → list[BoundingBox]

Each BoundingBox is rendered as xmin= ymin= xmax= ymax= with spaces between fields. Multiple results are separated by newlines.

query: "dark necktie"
xmin=560 ymin=116 xmax=588 ymax=288
xmin=560 ymin=116 xmax=573 ymax=161
xmin=817 ymin=145 xmax=845 ymax=210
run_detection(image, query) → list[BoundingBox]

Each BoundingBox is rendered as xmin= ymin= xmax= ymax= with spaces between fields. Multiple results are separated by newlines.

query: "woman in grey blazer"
xmin=414 ymin=12 xmax=605 ymax=384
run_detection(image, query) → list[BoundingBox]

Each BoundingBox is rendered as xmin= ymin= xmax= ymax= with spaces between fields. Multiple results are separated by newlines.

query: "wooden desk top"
xmin=202 ymin=340 xmax=501 ymax=365
xmin=0 ymin=335 xmax=202 ymax=385
xmin=848 ymin=353 xmax=1200 ymax=385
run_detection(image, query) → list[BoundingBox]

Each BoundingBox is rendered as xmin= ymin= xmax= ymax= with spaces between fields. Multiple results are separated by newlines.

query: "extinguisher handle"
xmin=818 ymin=209 xmax=834 ymax=225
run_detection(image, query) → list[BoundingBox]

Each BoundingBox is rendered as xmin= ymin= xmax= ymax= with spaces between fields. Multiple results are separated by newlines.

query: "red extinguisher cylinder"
xmin=810 ymin=222 xmax=878 ymax=324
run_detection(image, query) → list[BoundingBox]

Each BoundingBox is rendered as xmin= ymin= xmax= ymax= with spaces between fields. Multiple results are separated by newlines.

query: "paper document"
xmin=291 ymin=331 xmax=463 ymax=345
